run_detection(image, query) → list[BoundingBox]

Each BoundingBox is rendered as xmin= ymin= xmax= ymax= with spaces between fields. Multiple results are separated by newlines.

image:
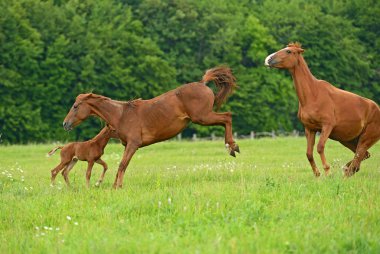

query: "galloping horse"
xmin=265 ymin=42 xmax=380 ymax=177
xmin=62 ymin=66 xmax=239 ymax=188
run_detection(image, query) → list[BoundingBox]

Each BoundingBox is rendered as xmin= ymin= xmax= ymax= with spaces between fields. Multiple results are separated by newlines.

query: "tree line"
xmin=0 ymin=0 xmax=379 ymax=144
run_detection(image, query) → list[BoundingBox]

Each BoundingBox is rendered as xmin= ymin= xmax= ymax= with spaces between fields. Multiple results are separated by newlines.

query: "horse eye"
xmin=286 ymin=50 xmax=291 ymax=54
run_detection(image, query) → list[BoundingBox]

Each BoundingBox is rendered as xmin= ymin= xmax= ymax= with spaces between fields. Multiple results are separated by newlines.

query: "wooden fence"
xmin=176 ymin=130 xmax=304 ymax=141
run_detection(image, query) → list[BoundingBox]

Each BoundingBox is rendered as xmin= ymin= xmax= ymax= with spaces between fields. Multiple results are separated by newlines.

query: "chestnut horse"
xmin=48 ymin=126 xmax=117 ymax=187
xmin=62 ymin=66 xmax=239 ymax=188
xmin=265 ymin=42 xmax=380 ymax=177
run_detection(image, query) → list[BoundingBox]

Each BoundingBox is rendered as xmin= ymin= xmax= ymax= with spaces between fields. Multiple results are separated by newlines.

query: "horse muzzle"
xmin=264 ymin=53 xmax=277 ymax=67
xmin=63 ymin=121 xmax=73 ymax=131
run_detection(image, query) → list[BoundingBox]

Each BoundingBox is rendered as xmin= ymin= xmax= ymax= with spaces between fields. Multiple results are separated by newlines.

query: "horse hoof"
xmin=95 ymin=182 xmax=100 ymax=187
xmin=344 ymin=170 xmax=354 ymax=177
xmin=230 ymin=150 xmax=236 ymax=157
xmin=234 ymin=144 xmax=240 ymax=153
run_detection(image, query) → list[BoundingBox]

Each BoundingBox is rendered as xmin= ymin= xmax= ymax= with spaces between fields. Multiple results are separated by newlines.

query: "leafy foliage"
xmin=0 ymin=0 xmax=378 ymax=143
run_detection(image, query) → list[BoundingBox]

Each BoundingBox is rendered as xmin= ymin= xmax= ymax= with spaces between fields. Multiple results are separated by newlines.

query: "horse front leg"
xmin=113 ymin=143 xmax=139 ymax=189
xmin=305 ymin=128 xmax=320 ymax=177
xmin=317 ymin=125 xmax=334 ymax=176
xmin=85 ymin=161 xmax=95 ymax=188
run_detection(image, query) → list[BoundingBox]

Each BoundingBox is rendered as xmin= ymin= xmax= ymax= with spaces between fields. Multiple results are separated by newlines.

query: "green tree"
xmin=256 ymin=0 xmax=372 ymax=97
xmin=0 ymin=1 xmax=46 ymax=143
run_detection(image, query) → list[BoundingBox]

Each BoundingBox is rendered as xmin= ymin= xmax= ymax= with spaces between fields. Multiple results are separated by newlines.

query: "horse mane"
xmin=77 ymin=93 xmax=111 ymax=101
xmin=126 ymin=98 xmax=142 ymax=108
xmin=77 ymin=93 xmax=142 ymax=109
xmin=287 ymin=42 xmax=303 ymax=49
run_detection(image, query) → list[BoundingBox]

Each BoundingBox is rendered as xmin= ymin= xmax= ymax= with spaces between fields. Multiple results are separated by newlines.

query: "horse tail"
xmin=46 ymin=146 xmax=63 ymax=157
xmin=201 ymin=66 xmax=237 ymax=110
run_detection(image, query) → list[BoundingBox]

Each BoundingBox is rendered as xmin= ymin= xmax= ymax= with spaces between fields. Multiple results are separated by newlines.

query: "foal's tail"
xmin=46 ymin=146 xmax=63 ymax=157
xmin=201 ymin=66 xmax=237 ymax=110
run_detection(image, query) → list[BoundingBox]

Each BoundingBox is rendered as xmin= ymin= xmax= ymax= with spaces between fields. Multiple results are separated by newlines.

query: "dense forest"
xmin=0 ymin=0 xmax=379 ymax=144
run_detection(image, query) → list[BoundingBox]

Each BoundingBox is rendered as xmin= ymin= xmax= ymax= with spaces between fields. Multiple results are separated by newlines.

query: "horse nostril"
xmin=63 ymin=122 xmax=70 ymax=130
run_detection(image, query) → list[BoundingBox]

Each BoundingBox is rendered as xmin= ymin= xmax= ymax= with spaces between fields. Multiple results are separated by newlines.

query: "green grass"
xmin=0 ymin=137 xmax=379 ymax=253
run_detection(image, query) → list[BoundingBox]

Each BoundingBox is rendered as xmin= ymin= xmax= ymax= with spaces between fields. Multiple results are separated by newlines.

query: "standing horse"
xmin=265 ymin=42 xmax=380 ymax=177
xmin=62 ymin=66 xmax=239 ymax=188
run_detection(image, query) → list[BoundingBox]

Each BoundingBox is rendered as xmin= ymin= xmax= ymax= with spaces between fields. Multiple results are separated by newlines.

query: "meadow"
xmin=0 ymin=137 xmax=379 ymax=253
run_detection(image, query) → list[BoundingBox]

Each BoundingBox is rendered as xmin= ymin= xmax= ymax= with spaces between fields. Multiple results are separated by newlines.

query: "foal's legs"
xmin=305 ymin=128 xmax=320 ymax=177
xmin=317 ymin=125 xmax=334 ymax=175
xmin=113 ymin=143 xmax=138 ymax=189
xmin=85 ymin=161 xmax=95 ymax=188
xmin=51 ymin=162 xmax=68 ymax=184
xmin=61 ymin=159 xmax=77 ymax=186
xmin=190 ymin=112 xmax=239 ymax=156
xmin=95 ymin=159 xmax=108 ymax=186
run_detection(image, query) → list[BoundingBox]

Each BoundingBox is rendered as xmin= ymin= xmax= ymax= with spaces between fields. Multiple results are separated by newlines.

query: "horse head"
xmin=265 ymin=42 xmax=305 ymax=69
xmin=105 ymin=124 xmax=119 ymax=139
xmin=63 ymin=93 xmax=94 ymax=131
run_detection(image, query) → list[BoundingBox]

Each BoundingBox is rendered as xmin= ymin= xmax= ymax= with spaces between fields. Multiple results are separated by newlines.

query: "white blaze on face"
xmin=264 ymin=53 xmax=276 ymax=66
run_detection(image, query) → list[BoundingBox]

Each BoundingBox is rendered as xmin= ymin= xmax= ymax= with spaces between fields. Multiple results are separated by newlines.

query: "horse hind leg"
xmin=190 ymin=111 xmax=239 ymax=157
xmin=339 ymin=140 xmax=370 ymax=173
xmin=95 ymin=158 xmax=108 ymax=187
xmin=51 ymin=162 xmax=67 ymax=184
xmin=61 ymin=159 xmax=78 ymax=186
xmin=345 ymin=123 xmax=380 ymax=177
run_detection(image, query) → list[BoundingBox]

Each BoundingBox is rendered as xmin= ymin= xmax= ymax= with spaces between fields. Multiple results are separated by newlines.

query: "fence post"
xmin=192 ymin=133 xmax=197 ymax=141
xmin=271 ymin=130 xmax=275 ymax=138
xmin=211 ymin=133 xmax=215 ymax=141
xmin=234 ymin=132 xmax=238 ymax=139
xmin=250 ymin=131 xmax=255 ymax=139
xmin=177 ymin=133 xmax=182 ymax=141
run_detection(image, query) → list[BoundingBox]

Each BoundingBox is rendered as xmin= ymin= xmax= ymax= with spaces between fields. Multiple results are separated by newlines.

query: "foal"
xmin=62 ymin=66 xmax=239 ymax=188
xmin=48 ymin=126 xmax=117 ymax=187
xmin=265 ymin=42 xmax=380 ymax=177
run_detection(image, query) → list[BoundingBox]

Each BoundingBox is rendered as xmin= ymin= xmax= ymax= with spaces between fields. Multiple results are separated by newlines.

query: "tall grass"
xmin=0 ymin=138 xmax=379 ymax=253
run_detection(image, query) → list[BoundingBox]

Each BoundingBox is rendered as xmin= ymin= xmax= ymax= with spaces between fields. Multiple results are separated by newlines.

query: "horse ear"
xmin=298 ymin=48 xmax=305 ymax=54
xmin=83 ymin=93 xmax=94 ymax=100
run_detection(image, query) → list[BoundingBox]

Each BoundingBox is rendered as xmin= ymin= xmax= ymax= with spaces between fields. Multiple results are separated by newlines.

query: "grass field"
xmin=0 ymin=137 xmax=379 ymax=253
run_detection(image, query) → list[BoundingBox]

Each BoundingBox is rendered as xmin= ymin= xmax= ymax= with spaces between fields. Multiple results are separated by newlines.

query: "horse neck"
xmin=91 ymin=128 xmax=112 ymax=149
xmin=88 ymin=98 xmax=123 ymax=130
xmin=289 ymin=55 xmax=318 ymax=107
